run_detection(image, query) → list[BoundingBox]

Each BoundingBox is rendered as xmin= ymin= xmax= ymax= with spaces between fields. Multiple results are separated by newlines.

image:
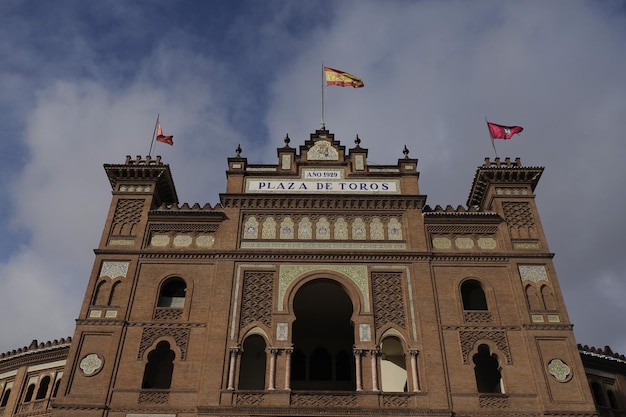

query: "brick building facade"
xmin=0 ymin=129 xmax=605 ymax=416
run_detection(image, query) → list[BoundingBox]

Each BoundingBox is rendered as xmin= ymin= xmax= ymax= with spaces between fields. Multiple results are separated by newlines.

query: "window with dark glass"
xmin=462 ymin=280 xmax=488 ymax=310
xmin=158 ymin=278 xmax=186 ymax=308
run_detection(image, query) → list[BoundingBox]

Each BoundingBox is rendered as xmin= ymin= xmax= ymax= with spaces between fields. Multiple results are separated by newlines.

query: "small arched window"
xmin=158 ymin=278 xmax=186 ymax=308
xmin=380 ymin=336 xmax=408 ymax=392
xmin=35 ymin=376 xmax=50 ymax=400
xmin=461 ymin=280 xmax=488 ymax=311
xmin=472 ymin=344 xmax=502 ymax=393
xmin=24 ymin=384 xmax=35 ymax=403
xmin=52 ymin=379 xmax=61 ymax=398
xmin=591 ymin=381 xmax=606 ymax=406
xmin=142 ymin=341 xmax=175 ymax=389
xmin=238 ymin=335 xmax=267 ymax=390
xmin=608 ymin=389 xmax=619 ymax=409
xmin=1 ymin=388 xmax=11 ymax=407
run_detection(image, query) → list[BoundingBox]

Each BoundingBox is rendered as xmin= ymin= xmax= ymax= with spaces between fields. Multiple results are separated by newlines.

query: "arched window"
xmin=608 ymin=389 xmax=619 ymax=410
xmin=238 ymin=335 xmax=266 ymax=390
xmin=24 ymin=384 xmax=35 ymax=403
xmin=525 ymin=285 xmax=542 ymax=310
xmin=591 ymin=381 xmax=606 ymax=406
xmin=1 ymin=388 xmax=11 ymax=407
xmin=52 ymin=379 xmax=61 ymax=398
xmin=108 ymin=281 xmax=122 ymax=306
xmin=35 ymin=376 xmax=50 ymax=400
xmin=158 ymin=278 xmax=186 ymax=308
xmin=541 ymin=285 xmax=557 ymax=311
xmin=92 ymin=280 xmax=108 ymax=305
xmin=461 ymin=280 xmax=488 ymax=310
xmin=472 ymin=344 xmax=502 ymax=393
xmin=142 ymin=341 xmax=175 ymax=389
xmin=380 ymin=336 xmax=408 ymax=392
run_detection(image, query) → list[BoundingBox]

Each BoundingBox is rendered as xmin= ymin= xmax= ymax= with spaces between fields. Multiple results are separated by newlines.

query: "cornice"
xmin=198 ymin=405 xmax=451 ymax=416
xmin=442 ymin=325 xmax=520 ymax=331
xmin=0 ymin=346 xmax=69 ymax=372
xmin=219 ymin=194 xmax=426 ymax=210
xmin=522 ymin=323 xmax=574 ymax=331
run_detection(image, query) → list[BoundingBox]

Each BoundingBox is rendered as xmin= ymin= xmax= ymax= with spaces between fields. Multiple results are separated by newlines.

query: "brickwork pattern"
xmin=240 ymin=271 xmax=274 ymax=329
xmin=372 ymin=272 xmax=406 ymax=330
xmin=111 ymin=199 xmax=143 ymax=236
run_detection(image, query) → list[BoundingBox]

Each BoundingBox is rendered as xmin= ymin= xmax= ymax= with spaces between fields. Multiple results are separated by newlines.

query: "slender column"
xmin=353 ymin=348 xmax=363 ymax=391
xmin=409 ymin=349 xmax=420 ymax=392
xmin=268 ymin=348 xmax=279 ymax=390
xmin=370 ymin=348 xmax=380 ymax=392
xmin=227 ymin=346 xmax=240 ymax=390
xmin=284 ymin=348 xmax=293 ymax=390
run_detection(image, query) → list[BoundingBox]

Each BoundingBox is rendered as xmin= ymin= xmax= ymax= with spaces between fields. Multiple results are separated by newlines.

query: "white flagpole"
xmin=148 ymin=114 xmax=159 ymax=156
xmin=485 ymin=116 xmax=497 ymax=159
xmin=321 ymin=62 xmax=326 ymax=130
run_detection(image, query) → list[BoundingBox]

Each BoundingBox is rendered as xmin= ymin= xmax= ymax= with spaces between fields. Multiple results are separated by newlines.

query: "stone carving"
xmin=243 ymin=216 xmax=258 ymax=239
xmin=195 ymin=234 xmax=215 ymax=247
xmin=432 ymin=237 xmax=452 ymax=249
xmin=291 ymin=393 xmax=357 ymax=407
xmin=173 ymin=235 xmax=192 ymax=247
xmin=298 ymin=217 xmax=312 ymax=240
xmin=280 ymin=217 xmax=294 ymax=239
xmin=334 ymin=217 xmax=348 ymax=239
xmin=359 ymin=324 xmax=372 ymax=342
xmin=307 ymin=140 xmax=339 ymax=161
xmin=455 ymin=237 xmax=474 ymax=249
xmin=100 ymin=261 xmax=129 ymax=279
xmin=548 ymin=358 xmax=571 ymax=382
xmin=519 ymin=265 xmax=548 ymax=283
xmin=352 ymin=218 xmax=366 ymax=240
xmin=387 ymin=217 xmax=403 ymax=240
xmin=276 ymin=323 xmax=288 ymax=341
xmin=370 ymin=217 xmax=384 ymax=240
xmin=79 ymin=353 xmax=103 ymax=376
xmin=316 ymin=217 xmax=330 ymax=240
xmin=262 ymin=217 xmax=277 ymax=239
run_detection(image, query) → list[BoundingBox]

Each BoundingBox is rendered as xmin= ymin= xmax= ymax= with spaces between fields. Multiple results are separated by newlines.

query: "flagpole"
xmin=148 ymin=114 xmax=159 ymax=157
xmin=321 ymin=62 xmax=326 ymax=130
xmin=485 ymin=116 xmax=497 ymax=159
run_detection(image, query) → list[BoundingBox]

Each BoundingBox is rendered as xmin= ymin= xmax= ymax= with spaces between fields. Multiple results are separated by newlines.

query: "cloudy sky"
xmin=1 ymin=0 xmax=625 ymax=356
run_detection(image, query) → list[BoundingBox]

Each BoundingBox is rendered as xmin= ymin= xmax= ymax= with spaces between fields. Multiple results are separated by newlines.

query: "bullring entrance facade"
xmin=51 ymin=129 xmax=597 ymax=417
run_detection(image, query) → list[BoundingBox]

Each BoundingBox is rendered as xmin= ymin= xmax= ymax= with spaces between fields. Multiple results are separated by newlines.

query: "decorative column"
xmin=284 ymin=347 xmax=293 ymax=390
xmin=409 ymin=349 xmax=420 ymax=392
xmin=227 ymin=346 xmax=241 ymax=390
xmin=353 ymin=348 xmax=363 ymax=391
xmin=370 ymin=348 xmax=380 ymax=392
xmin=268 ymin=348 xmax=280 ymax=390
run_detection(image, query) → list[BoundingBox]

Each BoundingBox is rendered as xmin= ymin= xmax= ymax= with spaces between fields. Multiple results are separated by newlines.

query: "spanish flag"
xmin=324 ymin=67 xmax=364 ymax=88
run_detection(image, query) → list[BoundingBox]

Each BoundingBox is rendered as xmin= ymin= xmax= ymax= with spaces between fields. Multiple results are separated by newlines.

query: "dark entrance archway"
xmin=291 ymin=278 xmax=355 ymax=391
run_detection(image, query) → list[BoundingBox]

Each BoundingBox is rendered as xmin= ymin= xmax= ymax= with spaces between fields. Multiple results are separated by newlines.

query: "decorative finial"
xmin=284 ymin=134 xmax=290 ymax=146
xmin=355 ymin=134 xmax=361 ymax=146
xmin=403 ymin=144 xmax=409 ymax=158
xmin=236 ymin=144 xmax=242 ymax=156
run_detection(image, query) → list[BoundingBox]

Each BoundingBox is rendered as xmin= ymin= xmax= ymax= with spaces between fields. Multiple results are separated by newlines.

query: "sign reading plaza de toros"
xmin=245 ymin=169 xmax=400 ymax=194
